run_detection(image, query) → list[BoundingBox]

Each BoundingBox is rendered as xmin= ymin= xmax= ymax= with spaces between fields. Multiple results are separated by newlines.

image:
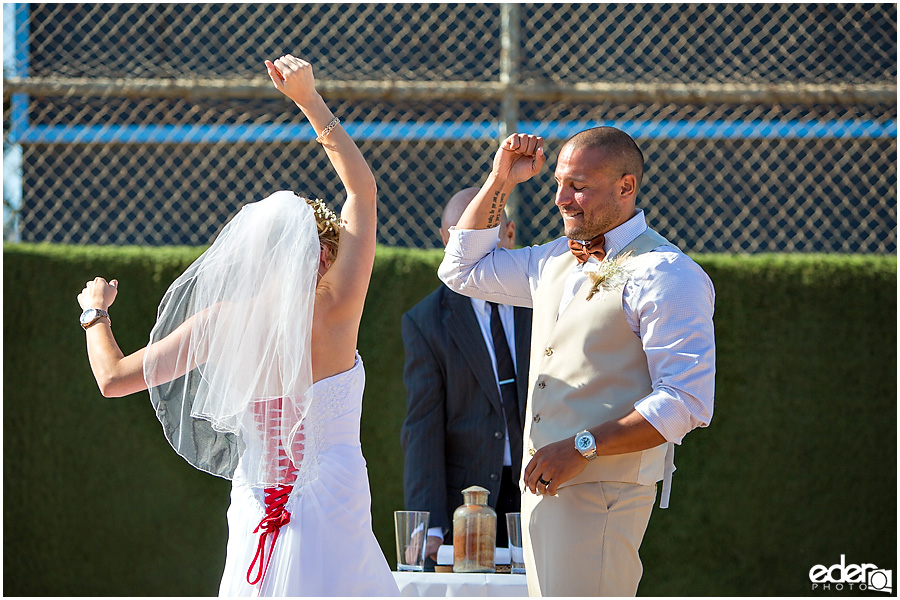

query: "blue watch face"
xmin=577 ymin=435 xmax=591 ymax=449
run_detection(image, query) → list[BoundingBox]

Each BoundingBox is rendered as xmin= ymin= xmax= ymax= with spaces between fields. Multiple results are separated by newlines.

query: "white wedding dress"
xmin=217 ymin=354 xmax=399 ymax=597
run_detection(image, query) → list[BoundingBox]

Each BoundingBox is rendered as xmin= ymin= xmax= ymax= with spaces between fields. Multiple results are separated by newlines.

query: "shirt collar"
xmin=470 ymin=297 xmax=489 ymax=317
xmin=602 ymin=210 xmax=647 ymax=260
xmin=470 ymin=297 xmax=512 ymax=318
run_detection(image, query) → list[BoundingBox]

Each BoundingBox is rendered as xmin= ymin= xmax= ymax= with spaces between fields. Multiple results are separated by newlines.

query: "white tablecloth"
xmin=392 ymin=572 xmax=528 ymax=597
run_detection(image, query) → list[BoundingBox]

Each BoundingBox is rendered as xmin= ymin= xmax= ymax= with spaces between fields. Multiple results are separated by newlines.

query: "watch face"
xmin=576 ymin=433 xmax=593 ymax=450
xmin=80 ymin=309 xmax=98 ymax=324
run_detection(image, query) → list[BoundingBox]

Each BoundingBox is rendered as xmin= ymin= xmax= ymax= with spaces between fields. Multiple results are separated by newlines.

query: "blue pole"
xmin=10 ymin=2 xmax=29 ymax=136
xmin=3 ymin=3 xmax=29 ymax=241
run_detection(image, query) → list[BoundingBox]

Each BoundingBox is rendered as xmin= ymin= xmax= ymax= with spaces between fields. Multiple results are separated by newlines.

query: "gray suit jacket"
xmin=400 ymin=285 xmax=532 ymax=534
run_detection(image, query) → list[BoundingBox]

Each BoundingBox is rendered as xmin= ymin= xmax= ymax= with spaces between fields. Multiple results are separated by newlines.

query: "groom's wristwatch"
xmin=574 ymin=430 xmax=598 ymax=461
xmin=80 ymin=308 xmax=110 ymax=330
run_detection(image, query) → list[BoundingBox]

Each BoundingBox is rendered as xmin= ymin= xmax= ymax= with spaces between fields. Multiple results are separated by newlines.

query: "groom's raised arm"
xmin=455 ymin=133 xmax=545 ymax=230
xmin=438 ymin=134 xmax=561 ymax=307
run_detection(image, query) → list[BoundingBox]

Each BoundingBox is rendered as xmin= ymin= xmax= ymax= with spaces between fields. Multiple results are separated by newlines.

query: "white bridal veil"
xmin=143 ymin=191 xmax=320 ymax=487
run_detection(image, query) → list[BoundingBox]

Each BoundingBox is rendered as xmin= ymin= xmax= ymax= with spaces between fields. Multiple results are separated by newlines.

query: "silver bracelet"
xmin=315 ymin=116 xmax=341 ymax=143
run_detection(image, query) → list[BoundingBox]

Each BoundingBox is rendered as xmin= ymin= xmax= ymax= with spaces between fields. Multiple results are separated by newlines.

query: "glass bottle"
xmin=452 ymin=485 xmax=497 ymax=573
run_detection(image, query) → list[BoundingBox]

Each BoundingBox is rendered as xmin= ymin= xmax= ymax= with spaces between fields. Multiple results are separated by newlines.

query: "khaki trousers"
xmin=521 ymin=481 xmax=656 ymax=597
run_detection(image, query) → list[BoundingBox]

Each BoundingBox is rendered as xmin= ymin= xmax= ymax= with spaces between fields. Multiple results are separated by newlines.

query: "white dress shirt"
xmin=438 ymin=210 xmax=716 ymax=448
xmin=470 ymin=297 xmax=517 ymax=467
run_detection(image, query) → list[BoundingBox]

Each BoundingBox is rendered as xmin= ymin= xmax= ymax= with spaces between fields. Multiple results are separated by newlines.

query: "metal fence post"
xmin=500 ymin=3 xmax=522 ymax=229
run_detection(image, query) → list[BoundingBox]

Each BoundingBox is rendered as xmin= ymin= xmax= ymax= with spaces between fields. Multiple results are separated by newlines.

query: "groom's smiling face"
xmin=553 ymin=145 xmax=635 ymax=240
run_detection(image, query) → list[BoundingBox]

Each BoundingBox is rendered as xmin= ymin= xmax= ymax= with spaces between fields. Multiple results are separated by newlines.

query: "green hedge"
xmin=3 ymin=244 xmax=896 ymax=596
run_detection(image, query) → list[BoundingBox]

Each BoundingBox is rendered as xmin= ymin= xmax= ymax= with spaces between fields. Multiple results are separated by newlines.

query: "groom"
xmin=438 ymin=128 xmax=715 ymax=596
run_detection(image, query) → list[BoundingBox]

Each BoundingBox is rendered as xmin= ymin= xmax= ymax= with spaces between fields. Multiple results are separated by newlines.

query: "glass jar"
xmin=452 ymin=485 xmax=497 ymax=573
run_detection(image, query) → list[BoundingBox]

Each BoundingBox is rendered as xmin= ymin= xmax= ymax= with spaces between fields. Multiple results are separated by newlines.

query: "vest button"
xmin=494 ymin=431 xmax=503 ymax=440
xmin=537 ymin=381 xmax=546 ymax=389
xmin=545 ymin=347 xmax=553 ymax=356
xmin=490 ymin=473 xmax=499 ymax=482
xmin=533 ymin=414 xmax=541 ymax=423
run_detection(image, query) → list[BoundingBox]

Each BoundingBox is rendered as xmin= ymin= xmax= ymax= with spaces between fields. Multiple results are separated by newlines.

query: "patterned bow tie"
xmin=568 ymin=233 xmax=606 ymax=264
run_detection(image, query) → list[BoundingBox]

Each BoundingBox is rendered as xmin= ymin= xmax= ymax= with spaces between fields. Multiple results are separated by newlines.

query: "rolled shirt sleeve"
xmin=626 ymin=250 xmax=716 ymax=444
xmin=438 ymin=226 xmax=569 ymax=308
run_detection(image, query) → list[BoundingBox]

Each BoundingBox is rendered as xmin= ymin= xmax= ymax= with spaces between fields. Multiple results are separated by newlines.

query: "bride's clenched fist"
xmin=265 ymin=54 xmax=319 ymax=109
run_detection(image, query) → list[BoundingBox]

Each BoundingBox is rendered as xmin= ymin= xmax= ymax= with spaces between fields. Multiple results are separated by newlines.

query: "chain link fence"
xmin=3 ymin=3 xmax=896 ymax=252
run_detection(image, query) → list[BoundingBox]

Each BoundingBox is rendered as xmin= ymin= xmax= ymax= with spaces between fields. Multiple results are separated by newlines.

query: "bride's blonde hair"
xmin=304 ymin=197 xmax=340 ymax=259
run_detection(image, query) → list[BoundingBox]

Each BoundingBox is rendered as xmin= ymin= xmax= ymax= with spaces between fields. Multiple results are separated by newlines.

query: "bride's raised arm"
xmin=265 ymin=56 xmax=376 ymax=329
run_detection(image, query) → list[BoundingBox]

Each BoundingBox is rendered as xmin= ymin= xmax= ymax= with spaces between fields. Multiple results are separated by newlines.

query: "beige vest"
xmin=523 ymin=228 xmax=674 ymax=489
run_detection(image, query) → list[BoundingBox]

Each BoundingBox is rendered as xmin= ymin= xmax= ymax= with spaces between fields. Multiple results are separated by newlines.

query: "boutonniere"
xmin=584 ymin=251 xmax=634 ymax=300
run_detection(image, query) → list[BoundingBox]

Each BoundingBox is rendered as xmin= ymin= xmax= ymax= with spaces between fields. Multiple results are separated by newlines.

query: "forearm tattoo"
xmin=486 ymin=191 xmax=507 ymax=228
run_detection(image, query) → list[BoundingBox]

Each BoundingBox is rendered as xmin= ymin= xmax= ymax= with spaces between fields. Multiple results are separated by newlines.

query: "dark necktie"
xmin=488 ymin=302 xmax=524 ymax=466
xmin=568 ymin=233 xmax=606 ymax=264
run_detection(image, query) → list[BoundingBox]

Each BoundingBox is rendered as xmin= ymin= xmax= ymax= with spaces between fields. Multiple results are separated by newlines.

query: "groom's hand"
xmin=491 ymin=133 xmax=546 ymax=185
xmin=523 ymin=437 xmax=589 ymax=496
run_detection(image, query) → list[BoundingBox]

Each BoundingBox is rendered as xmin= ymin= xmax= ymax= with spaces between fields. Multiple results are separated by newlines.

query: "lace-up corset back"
xmin=247 ymin=397 xmax=301 ymax=487
xmin=238 ymin=354 xmax=365 ymax=489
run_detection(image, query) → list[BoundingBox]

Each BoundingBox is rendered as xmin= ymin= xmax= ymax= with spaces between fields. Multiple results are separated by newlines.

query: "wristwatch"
xmin=574 ymin=430 xmax=598 ymax=461
xmin=80 ymin=308 xmax=110 ymax=330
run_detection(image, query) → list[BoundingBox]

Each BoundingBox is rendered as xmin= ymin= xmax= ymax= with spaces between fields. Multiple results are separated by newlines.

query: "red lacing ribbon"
xmin=246 ymin=484 xmax=294 ymax=586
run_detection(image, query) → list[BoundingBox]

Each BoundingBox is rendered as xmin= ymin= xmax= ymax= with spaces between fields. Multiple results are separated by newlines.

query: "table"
xmin=392 ymin=572 xmax=528 ymax=597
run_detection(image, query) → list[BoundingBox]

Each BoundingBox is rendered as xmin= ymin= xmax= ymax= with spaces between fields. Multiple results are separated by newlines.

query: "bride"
xmin=76 ymin=55 xmax=399 ymax=596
